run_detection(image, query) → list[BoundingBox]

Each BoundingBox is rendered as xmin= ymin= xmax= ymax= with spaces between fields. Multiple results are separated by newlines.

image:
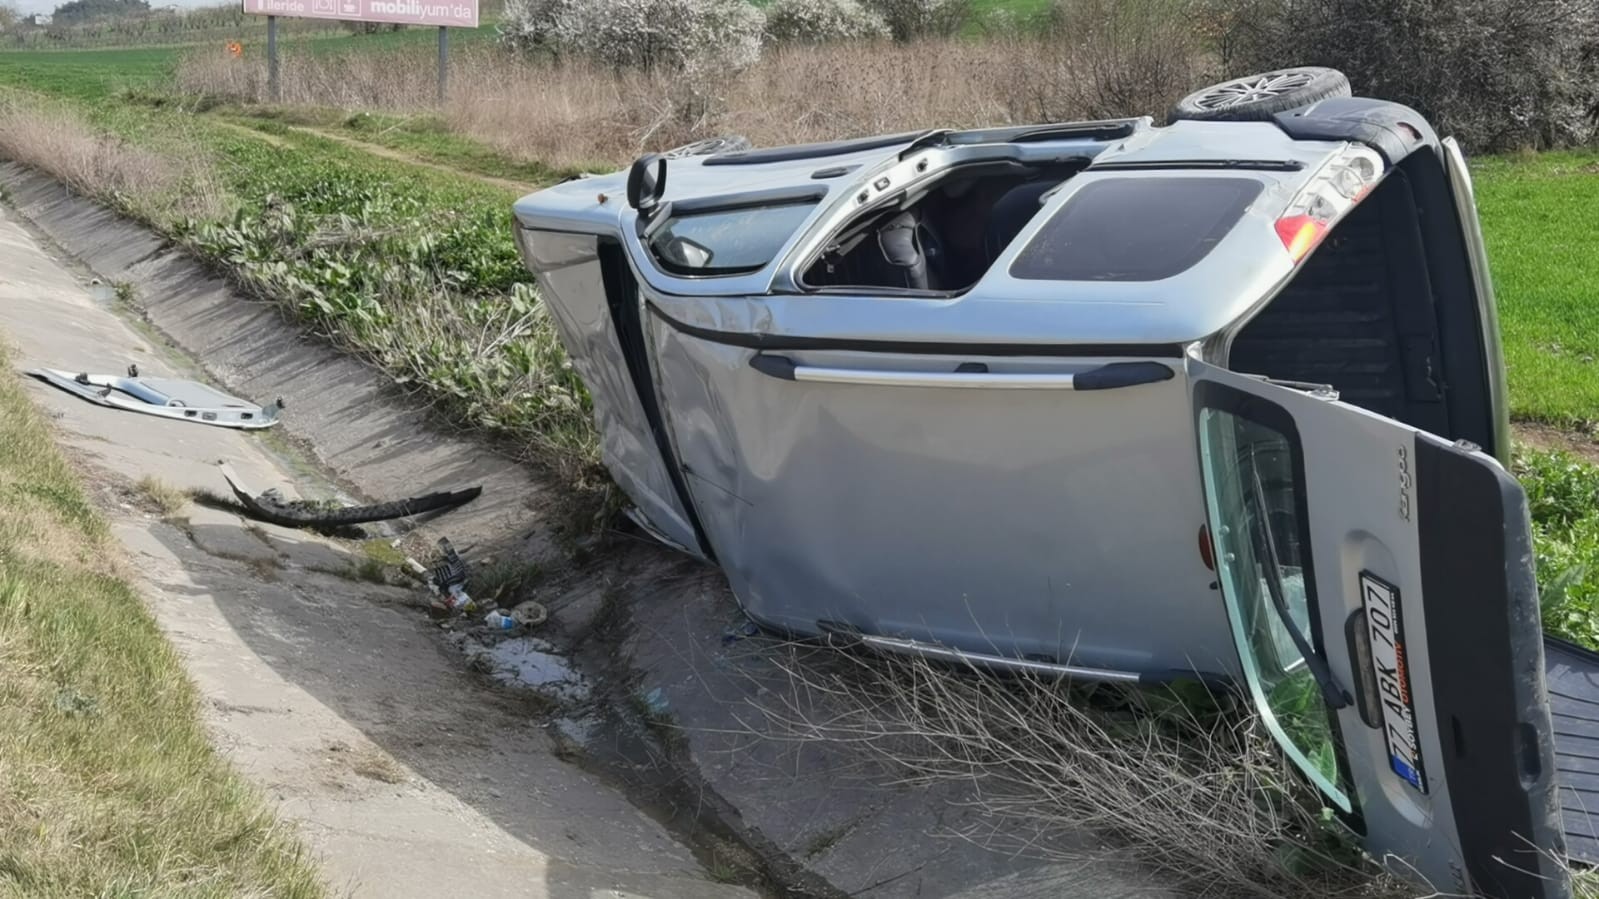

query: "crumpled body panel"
xmin=649 ymin=316 xmax=1238 ymax=679
xmin=522 ymin=231 xmax=701 ymax=553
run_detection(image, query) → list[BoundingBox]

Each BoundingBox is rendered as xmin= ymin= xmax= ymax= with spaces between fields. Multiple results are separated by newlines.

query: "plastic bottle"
xmin=440 ymin=584 xmax=473 ymax=612
xmin=484 ymin=610 xmax=517 ymax=631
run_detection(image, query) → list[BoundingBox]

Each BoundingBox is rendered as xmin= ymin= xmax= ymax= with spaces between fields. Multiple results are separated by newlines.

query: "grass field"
xmin=0 ymin=46 xmax=177 ymax=101
xmin=1477 ymin=151 xmax=1599 ymax=430
xmin=0 ymin=343 xmax=325 ymax=897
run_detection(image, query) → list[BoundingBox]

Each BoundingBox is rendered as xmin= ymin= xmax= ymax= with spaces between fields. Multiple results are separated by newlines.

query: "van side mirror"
xmin=627 ymin=154 xmax=667 ymax=215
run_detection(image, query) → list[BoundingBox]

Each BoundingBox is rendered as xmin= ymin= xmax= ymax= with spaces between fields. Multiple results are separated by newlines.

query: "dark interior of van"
xmin=800 ymin=160 xmax=1084 ymax=293
xmin=1229 ymin=154 xmax=1497 ymax=453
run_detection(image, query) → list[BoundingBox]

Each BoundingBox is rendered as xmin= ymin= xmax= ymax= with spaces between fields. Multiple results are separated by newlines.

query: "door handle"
xmin=748 ymin=355 xmax=1173 ymax=390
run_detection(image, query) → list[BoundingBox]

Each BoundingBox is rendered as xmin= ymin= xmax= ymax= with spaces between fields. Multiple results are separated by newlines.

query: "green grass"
xmin=1515 ymin=447 xmax=1599 ymax=646
xmin=0 ymin=24 xmax=497 ymax=101
xmin=0 ymin=343 xmax=325 ymax=898
xmin=0 ymin=46 xmax=179 ymax=101
xmin=216 ymin=104 xmax=587 ymax=185
xmin=1474 ymin=151 xmax=1599 ymax=431
xmin=968 ymin=0 xmax=1053 ymax=25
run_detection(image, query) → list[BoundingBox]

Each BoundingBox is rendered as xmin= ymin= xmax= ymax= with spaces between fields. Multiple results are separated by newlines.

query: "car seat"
xmin=983 ymin=180 xmax=1058 ymax=263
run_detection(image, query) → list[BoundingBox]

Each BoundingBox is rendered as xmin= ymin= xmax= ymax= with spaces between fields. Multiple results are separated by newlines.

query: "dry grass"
xmin=176 ymin=15 xmax=1213 ymax=169
xmin=735 ymin=640 xmax=1423 ymax=899
xmin=0 ymin=342 xmax=325 ymax=898
xmin=135 ymin=474 xmax=190 ymax=518
xmin=0 ymin=93 xmax=227 ymax=224
xmin=349 ymin=747 xmax=408 ymax=784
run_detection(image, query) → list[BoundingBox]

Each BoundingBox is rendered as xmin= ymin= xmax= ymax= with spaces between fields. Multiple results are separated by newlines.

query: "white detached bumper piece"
xmin=27 ymin=368 xmax=280 ymax=430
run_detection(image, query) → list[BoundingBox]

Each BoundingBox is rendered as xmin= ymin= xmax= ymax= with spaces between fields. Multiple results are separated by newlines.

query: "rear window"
xmin=648 ymin=201 xmax=817 ymax=276
xmin=1009 ymin=176 xmax=1263 ymax=282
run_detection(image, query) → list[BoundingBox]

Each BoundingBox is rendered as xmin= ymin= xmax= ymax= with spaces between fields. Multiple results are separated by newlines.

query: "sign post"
xmin=241 ymin=0 xmax=477 ymax=106
xmin=266 ymin=15 xmax=279 ymax=102
xmin=437 ymin=25 xmax=447 ymax=104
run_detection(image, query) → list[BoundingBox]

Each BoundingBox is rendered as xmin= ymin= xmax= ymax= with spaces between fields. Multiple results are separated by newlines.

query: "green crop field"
xmin=0 ymin=45 xmax=177 ymax=100
xmin=1476 ymin=151 xmax=1599 ymax=429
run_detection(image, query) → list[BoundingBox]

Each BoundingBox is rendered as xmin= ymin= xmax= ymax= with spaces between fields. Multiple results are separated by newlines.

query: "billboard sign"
xmin=242 ymin=0 xmax=477 ymax=29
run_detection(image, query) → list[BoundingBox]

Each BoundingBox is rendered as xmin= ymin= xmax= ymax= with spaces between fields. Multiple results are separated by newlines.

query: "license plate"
xmin=1361 ymin=571 xmax=1427 ymax=794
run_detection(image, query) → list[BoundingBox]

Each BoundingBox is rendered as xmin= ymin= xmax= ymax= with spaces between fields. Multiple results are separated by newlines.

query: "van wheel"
xmin=662 ymin=136 xmax=752 ymax=158
xmin=1170 ymin=67 xmax=1350 ymax=122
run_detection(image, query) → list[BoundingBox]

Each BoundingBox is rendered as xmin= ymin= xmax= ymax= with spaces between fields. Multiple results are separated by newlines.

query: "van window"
xmin=800 ymin=159 xmax=1087 ymax=293
xmin=649 ymin=201 xmax=817 ymax=276
xmin=1010 ymin=176 xmax=1262 ymax=282
xmin=1199 ymin=403 xmax=1351 ymax=812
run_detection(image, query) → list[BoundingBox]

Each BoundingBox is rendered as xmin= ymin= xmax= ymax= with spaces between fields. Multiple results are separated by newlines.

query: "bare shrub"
xmin=740 ymin=642 xmax=1420 ymax=899
xmin=1021 ymin=0 xmax=1213 ymax=121
xmin=1224 ymin=0 xmax=1599 ymax=152
xmin=763 ymin=0 xmax=890 ymax=44
xmin=863 ymin=0 xmax=970 ymax=40
xmin=177 ymin=44 xmax=440 ymax=109
xmin=0 ymin=95 xmax=225 ymax=223
xmin=175 ymin=33 xmax=1208 ymax=170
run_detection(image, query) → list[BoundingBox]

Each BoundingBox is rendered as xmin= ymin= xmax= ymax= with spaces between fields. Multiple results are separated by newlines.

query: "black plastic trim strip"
xmin=946 ymin=120 xmax=1140 ymax=145
xmin=1415 ymin=435 xmax=1565 ymax=898
xmin=748 ymin=355 xmax=796 ymax=380
xmin=745 ymin=356 xmax=1172 ymax=388
xmin=1090 ymin=158 xmax=1304 ymax=172
xmin=597 ymin=239 xmax=716 ymax=562
xmin=668 ymin=185 xmax=828 ymax=215
xmin=703 ymin=131 xmax=925 ymax=166
xmin=1271 ymin=97 xmax=1437 ymax=166
xmin=1074 ymin=361 xmax=1175 ymax=389
xmin=648 ymin=303 xmax=1185 ymax=358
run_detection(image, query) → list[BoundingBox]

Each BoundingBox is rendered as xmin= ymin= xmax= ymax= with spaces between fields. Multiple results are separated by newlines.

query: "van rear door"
xmin=1190 ymin=357 xmax=1568 ymax=898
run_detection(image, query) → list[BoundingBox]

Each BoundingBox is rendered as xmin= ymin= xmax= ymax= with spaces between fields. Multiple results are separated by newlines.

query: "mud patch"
xmin=1517 ymin=421 xmax=1599 ymax=463
xmin=451 ymin=632 xmax=590 ymax=703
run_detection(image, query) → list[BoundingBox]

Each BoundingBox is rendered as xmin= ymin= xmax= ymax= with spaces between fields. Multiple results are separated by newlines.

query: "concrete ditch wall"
xmin=0 ymin=163 xmax=555 ymax=559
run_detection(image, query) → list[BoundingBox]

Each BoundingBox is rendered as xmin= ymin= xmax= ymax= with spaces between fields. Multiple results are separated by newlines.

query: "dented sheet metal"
xmin=648 ymin=322 xmax=1235 ymax=680
xmin=518 ymin=230 xmax=705 ymax=557
xmin=219 ymin=463 xmax=480 ymax=528
xmin=28 ymin=367 xmax=279 ymax=429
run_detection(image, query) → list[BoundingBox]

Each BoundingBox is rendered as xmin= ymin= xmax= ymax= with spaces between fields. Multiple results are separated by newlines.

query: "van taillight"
xmin=1274 ymin=144 xmax=1384 ymax=263
xmin=1274 ymin=215 xmax=1325 ymax=262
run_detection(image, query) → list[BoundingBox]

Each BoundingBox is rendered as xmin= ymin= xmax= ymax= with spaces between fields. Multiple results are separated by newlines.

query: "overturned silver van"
xmin=514 ymin=68 xmax=1592 ymax=899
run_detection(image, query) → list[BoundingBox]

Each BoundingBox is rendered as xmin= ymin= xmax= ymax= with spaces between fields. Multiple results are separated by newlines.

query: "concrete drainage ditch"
xmin=0 ymin=161 xmax=1174 ymax=899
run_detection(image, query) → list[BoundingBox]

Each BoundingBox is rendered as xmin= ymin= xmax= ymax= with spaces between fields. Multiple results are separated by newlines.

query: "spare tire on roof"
xmin=1170 ymin=67 xmax=1351 ymax=122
